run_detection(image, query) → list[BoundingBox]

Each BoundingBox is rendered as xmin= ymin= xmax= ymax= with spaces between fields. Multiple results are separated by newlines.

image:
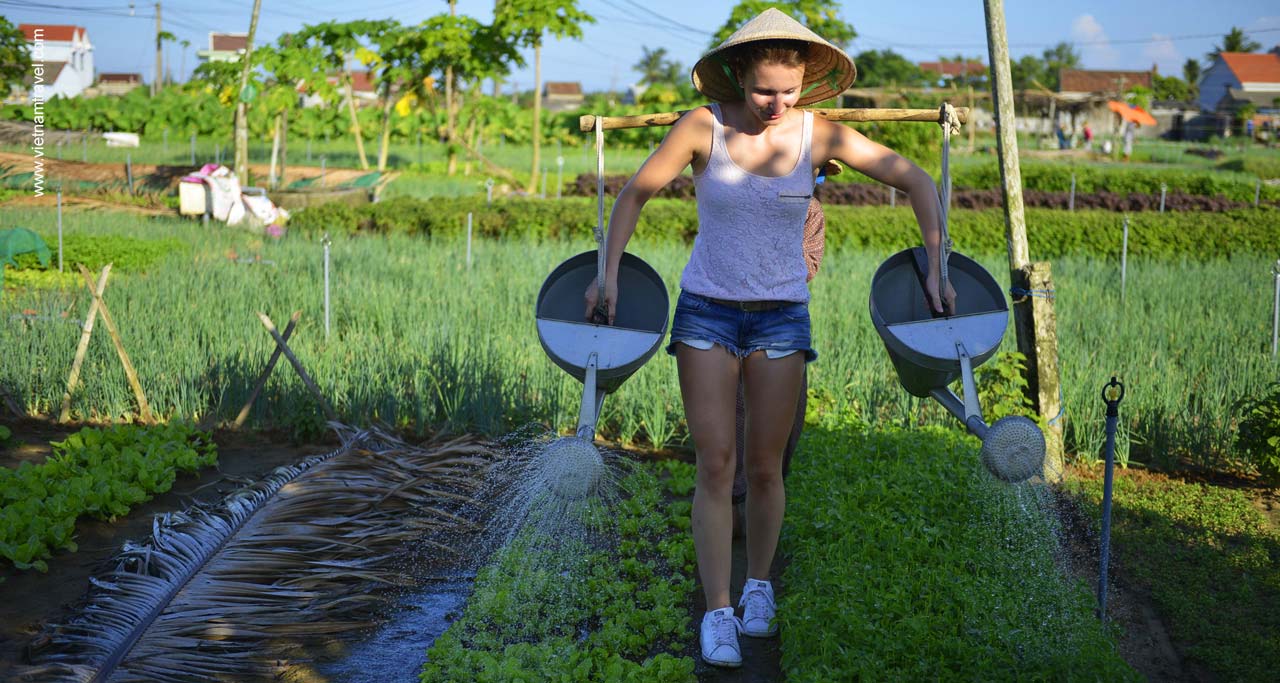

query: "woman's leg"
xmin=677 ymin=344 xmax=741 ymax=610
xmin=741 ymin=351 xmax=805 ymax=579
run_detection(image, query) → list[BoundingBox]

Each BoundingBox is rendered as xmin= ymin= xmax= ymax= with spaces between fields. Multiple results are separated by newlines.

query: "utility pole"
xmin=153 ymin=2 xmax=162 ymax=96
xmin=233 ymin=0 xmax=263 ymax=184
xmin=984 ymin=0 xmax=1064 ymax=480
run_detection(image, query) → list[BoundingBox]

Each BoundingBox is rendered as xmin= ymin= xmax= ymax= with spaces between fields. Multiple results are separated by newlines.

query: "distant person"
xmin=1122 ymin=120 xmax=1136 ymax=161
xmin=1055 ymin=122 xmax=1068 ymax=150
xmin=1083 ymin=121 xmax=1094 ymax=150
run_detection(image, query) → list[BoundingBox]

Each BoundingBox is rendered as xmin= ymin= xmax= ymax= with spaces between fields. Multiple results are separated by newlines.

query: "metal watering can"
xmin=869 ymin=247 xmax=1046 ymax=482
xmin=534 ymin=251 xmax=669 ymax=498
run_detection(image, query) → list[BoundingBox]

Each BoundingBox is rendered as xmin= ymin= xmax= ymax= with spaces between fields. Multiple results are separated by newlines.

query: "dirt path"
xmin=0 ymin=418 xmax=332 ymax=679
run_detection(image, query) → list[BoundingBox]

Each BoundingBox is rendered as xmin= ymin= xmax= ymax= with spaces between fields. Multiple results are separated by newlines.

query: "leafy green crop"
xmin=1234 ymin=382 xmax=1280 ymax=483
xmin=420 ymin=461 xmax=697 ymax=682
xmin=0 ymin=422 xmax=216 ymax=572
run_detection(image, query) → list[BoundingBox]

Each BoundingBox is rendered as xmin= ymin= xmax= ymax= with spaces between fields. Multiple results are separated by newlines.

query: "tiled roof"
xmin=19 ymin=24 xmax=85 ymax=42
xmin=1218 ymin=52 xmax=1280 ymax=84
xmin=210 ymin=33 xmax=248 ymax=52
xmin=1059 ymin=69 xmax=1152 ymax=93
xmin=99 ymin=73 xmax=142 ymax=84
xmin=22 ymin=61 xmax=67 ymax=86
xmin=545 ymin=81 xmax=583 ymax=96
xmin=919 ymin=61 xmax=986 ymax=77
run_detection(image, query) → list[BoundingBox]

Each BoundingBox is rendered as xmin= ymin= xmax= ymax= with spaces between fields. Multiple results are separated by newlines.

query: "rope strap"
xmin=595 ymin=116 xmax=606 ymax=308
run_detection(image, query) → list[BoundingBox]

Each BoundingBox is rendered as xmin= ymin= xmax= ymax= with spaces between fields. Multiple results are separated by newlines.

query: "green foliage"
xmin=0 ymin=425 xmax=11 ymax=447
xmin=0 ymin=17 xmax=30 ymax=100
xmin=851 ymin=49 xmax=925 ymax=88
xmin=1234 ymin=382 xmax=1280 ymax=483
xmin=290 ymin=195 xmax=1279 ymax=260
xmin=0 ymin=422 xmax=217 ymax=572
xmin=5 ymin=233 xmax=185 ymax=285
xmin=782 ymin=424 xmax=1137 ymax=680
xmin=1062 ymin=469 xmax=1280 ymax=680
xmin=420 ymin=462 xmax=696 ymax=681
xmin=711 ymin=0 xmax=856 ymax=48
xmin=964 ymin=351 xmax=1043 ymax=426
xmin=949 ymin=159 xmax=1280 ymax=202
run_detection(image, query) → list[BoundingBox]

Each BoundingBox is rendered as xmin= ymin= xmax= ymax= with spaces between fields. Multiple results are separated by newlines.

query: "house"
xmin=918 ymin=60 xmax=986 ymax=87
xmin=11 ymin=24 xmax=94 ymax=101
xmin=1055 ymin=68 xmax=1156 ymax=138
xmin=542 ymin=81 xmax=584 ymax=112
xmin=196 ymin=32 xmax=248 ymax=64
xmin=297 ymin=71 xmax=381 ymax=108
xmin=1197 ymin=50 xmax=1280 ymax=112
xmin=94 ymin=73 xmax=143 ymax=97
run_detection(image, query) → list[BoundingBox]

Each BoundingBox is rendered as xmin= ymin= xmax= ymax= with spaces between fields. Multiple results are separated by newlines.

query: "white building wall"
xmin=28 ymin=30 xmax=94 ymax=98
xmin=1197 ymin=60 xmax=1240 ymax=112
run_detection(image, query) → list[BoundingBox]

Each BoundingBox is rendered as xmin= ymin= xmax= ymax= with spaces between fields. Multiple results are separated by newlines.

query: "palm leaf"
xmin=14 ymin=424 xmax=495 ymax=682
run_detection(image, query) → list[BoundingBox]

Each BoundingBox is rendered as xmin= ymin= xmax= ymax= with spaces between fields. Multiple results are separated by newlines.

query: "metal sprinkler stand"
xmin=1098 ymin=376 xmax=1125 ymax=621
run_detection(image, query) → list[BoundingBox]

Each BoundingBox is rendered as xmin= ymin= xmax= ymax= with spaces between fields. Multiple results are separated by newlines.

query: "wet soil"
xmin=0 ymin=417 xmax=332 ymax=680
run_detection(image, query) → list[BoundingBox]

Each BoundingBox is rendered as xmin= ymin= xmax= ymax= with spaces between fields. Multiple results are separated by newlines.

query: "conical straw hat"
xmin=691 ymin=8 xmax=856 ymax=107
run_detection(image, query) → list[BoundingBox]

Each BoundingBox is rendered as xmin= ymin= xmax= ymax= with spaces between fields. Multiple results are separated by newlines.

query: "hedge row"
xmin=568 ymin=159 xmax=1280 ymax=204
xmin=567 ymin=174 xmax=1277 ymax=212
xmin=291 ymin=196 xmax=1278 ymax=260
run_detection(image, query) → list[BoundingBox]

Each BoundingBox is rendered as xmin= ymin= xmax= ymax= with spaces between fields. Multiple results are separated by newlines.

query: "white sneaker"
xmin=739 ymin=578 xmax=778 ymax=637
xmin=699 ymin=606 xmax=743 ymax=668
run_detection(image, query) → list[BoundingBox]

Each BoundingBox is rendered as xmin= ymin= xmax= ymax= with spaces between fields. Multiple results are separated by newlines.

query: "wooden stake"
xmin=60 ymin=265 xmax=111 ymax=423
xmin=77 ymin=264 xmax=155 ymax=424
xmin=579 ymin=107 xmax=970 ymax=132
xmin=1012 ymin=262 xmax=1065 ymax=481
xmin=257 ymin=312 xmax=338 ymax=422
xmin=0 ymin=381 xmax=23 ymax=417
xmin=232 ymin=310 xmax=301 ymax=428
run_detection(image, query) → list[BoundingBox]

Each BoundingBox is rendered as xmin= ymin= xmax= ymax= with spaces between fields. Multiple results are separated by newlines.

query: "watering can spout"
xmin=870 ymin=247 xmax=1046 ymax=483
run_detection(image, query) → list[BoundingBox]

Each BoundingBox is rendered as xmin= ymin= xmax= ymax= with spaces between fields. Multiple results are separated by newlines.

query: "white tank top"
xmin=680 ymin=103 xmax=814 ymax=303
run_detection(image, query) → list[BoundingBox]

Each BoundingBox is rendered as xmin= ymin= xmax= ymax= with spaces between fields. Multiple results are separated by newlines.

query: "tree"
xmin=634 ymin=46 xmax=671 ymax=85
xmin=1010 ymin=54 xmax=1047 ymax=92
xmin=1208 ymin=27 xmax=1260 ymax=61
xmin=1182 ymin=58 xmax=1201 ymax=100
xmin=493 ymin=0 xmax=595 ymax=195
xmin=292 ymin=20 xmax=400 ymax=170
xmin=408 ymin=13 xmax=520 ymax=174
xmin=851 ymin=49 xmax=923 ymax=88
xmin=1039 ymin=42 xmax=1080 ymax=91
xmin=711 ymin=0 xmax=855 ymax=48
xmin=0 ymin=17 xmax=31 ymax=100
xmin=1152 ymin=73 xmax=1191 ymax=102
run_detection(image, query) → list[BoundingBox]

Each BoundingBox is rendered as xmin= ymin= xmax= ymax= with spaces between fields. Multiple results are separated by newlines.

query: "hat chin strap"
xmin=715 ymin=56 xmax=745 ymax=100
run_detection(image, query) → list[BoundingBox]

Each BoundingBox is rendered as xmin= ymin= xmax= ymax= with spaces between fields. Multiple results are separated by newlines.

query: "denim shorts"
xmin=665 ymin=291 xmax=817 ymax=363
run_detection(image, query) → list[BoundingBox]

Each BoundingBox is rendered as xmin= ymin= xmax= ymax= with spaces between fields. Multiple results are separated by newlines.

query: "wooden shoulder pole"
xmin=579 ymin=107 xmax=970 ymax=131
xmin=985 ymin=0 xmax=1063 ymax=480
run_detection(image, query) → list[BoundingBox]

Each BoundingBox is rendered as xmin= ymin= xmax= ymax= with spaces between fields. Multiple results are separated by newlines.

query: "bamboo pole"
xmin=60 ymin=265 xmax=111 ymax=422
xmin=77 ymin=264 xmax=155 ymax=424
xmin=257 ymin=312 xmax=338 ymax=422
xmin=0 ymin=381 xmax=23 ymax=417
xmin=578 ymin=107 xmax=970 ymax=132
xmin=232 ymin=310 xmax=301 ymax=428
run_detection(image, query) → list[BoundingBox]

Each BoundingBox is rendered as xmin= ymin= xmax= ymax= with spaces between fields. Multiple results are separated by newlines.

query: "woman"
xmin=584 ymin=9 xmax=955 ymax=668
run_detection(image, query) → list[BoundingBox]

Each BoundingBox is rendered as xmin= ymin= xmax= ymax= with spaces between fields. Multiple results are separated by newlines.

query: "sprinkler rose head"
xmin=540 ymin=437 xmax=604 ymax=501
xmin=981 ymin=416 xmax=1046 ymax=483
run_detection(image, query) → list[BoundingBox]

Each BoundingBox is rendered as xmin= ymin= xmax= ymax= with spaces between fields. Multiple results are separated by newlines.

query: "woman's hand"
xmin=583 ymin=276 xmax=618 ymax=325
xmin=925 ymin=270 xmax=958 ymax=315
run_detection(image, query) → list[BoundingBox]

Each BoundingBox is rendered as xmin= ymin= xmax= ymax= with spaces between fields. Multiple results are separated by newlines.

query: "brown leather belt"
xmin=702 ymin=296 xmax=790 ymax=312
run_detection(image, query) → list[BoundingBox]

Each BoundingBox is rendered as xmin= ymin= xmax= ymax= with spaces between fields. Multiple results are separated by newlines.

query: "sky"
xmin=5 ymin=1 xmax=1280 ymax=92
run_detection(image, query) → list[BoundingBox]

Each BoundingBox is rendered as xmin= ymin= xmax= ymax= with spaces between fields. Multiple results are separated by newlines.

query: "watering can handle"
xmin=909 ymin=247 xmax=948 ymax=319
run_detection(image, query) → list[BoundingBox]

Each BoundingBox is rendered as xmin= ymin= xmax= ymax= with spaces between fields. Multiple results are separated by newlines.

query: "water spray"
xmin=533 ymin=118 xmax=669 ymax=501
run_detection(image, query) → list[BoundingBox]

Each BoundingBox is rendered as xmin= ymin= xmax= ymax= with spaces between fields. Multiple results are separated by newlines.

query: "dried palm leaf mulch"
xmin=13 ymin=424 xmax=496 ymax=683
